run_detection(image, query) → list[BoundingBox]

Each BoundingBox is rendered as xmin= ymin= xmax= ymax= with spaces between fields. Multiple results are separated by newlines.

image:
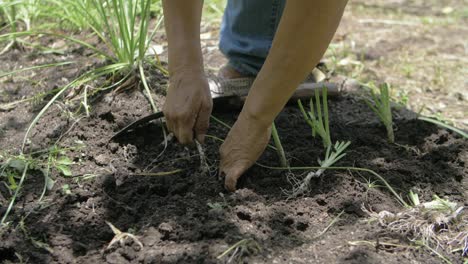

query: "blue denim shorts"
xmin=219 ymin=0 xmax=286 ymax=76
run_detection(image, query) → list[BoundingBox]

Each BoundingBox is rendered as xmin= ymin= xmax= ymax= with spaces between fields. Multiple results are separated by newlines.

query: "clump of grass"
xmin=365 ymin=83 xmax=395 ymax=143
xmin=64 ymin=0 xmax=164 ymax=109
xmin=298 ymin=87 xmax=331 ymax=149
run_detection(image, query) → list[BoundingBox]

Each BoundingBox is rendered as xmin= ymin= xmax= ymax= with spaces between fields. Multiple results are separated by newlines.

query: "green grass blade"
xmin=418 ymin=116 xmax=468 ymax=139
xmin=1 ymin=162 xmax=28 ymax=225
xmin=322 ymin=87 xmax=331 ymax=147
xmin=272 ymin=122 xmax=289 ymax=168
xmin=0 ymin=61 xmax=74 ymax=78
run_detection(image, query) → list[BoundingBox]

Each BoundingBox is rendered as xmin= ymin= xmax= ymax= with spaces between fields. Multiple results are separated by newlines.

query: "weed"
xmin=19 ymin=218 xmax=53 ymax=254
xmin=207 ymin=193 xmax=228 ymax=210
xmin=0 ymin=157 xmax=28 ymax=225
xmin=106 ymin=221 xmax=143 ymax=250
xmin=313 ymin=210 xmax=344 ymax=240
xmin=0 ymin=143 xmax=79 ymax=224
xmin=356 ymin=173 xmax=384 ymax=201
xmin=298 ymin=87 xmax=332 ymax=148
xmin=217 ymin=238 xmax=261 ymax=263
xmin=61 ymin=184 xmax=71 ymax=195
xmin=365 ymin=82 xmax=395 ymax=143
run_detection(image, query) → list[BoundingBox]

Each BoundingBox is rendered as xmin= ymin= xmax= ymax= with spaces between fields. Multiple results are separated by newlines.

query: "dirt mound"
xmin=1 ymin=88 xmax=466 ymax=263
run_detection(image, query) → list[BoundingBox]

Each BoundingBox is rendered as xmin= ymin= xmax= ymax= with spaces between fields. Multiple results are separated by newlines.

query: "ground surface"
xmin=0 ymin=0 xmax=467 ymax=264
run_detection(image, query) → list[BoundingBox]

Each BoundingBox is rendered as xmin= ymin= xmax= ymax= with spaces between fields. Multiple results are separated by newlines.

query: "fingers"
xmin=165 ymin=101 xmax=211 ymax=145
xmin=168 ymin=113 xmax=195 ymax=145
xmin=220 ymin=160 xmax=251 ymax=192
xmin=175 ymin=120 xmax=194 ymax=144
xmin=163 ymin=104 xmax=191 ymax=144
xmin=194 ymin=101 xmax=213 ymax=144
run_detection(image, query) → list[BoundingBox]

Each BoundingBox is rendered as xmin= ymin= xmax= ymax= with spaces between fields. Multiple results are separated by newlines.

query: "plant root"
xmin=196 ymin=140 xmax=216 ymax=177
xmin=363 ymin=197 xmax=467 ymax=257
xmin=284 ymin=141 xmax=350 ymax=199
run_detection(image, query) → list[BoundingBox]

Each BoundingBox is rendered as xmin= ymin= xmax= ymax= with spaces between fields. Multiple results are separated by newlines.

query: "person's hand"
xmin=163 ymin=70 xmax=213 ymax=144
xmin=219 ymin=112 xmax=272 ymax=191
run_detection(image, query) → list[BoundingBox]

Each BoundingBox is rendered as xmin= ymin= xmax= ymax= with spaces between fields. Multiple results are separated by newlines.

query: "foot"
xmin=217 ymin=64 xmax=326 ymax=82
xmin=217 ymin=64 xmax=250 ymax=79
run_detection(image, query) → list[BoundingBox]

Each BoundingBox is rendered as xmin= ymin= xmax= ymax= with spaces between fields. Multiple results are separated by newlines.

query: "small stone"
xmin=106 ymin=252 xmax=128 ymax=264
xmin=158 ymin=222 xmax=174 ymax=240
xmin=95 ymin=154 xmax=109 ymax=166
xmin=141 ymin=227 xmax=161 ymax=247
xmin=108 ymin=143 xmax=119 ymax=153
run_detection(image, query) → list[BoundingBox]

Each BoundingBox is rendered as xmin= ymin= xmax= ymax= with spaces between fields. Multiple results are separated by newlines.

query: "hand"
xmin=219 ymin=112 xmax=272 ymax=191
xmin=163 ymin=70 xmax=213 ymax=144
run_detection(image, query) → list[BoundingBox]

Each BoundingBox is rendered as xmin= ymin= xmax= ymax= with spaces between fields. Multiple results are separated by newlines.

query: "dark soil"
xmin=0 ymin=69 xmax=467 ymax=263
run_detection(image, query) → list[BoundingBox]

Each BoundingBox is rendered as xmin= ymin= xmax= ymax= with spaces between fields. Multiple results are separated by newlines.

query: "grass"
xmin=365 ymin=82 xmax=395 ymax=143
xmin=217 ymin=238 xmax=261 ymax=262
xmin=418 ymin=116 xmax=468 ymax=139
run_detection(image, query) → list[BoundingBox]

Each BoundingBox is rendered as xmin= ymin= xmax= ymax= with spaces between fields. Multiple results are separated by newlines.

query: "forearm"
xmin=162 ymin=0 xmax=204 ymax=74
xmin=243 ymin=1 xmax=348 ymax=125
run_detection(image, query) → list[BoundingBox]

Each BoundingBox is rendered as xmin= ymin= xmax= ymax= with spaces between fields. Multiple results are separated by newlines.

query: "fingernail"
xmin=196 ymin=134 xmax=205 ymax=144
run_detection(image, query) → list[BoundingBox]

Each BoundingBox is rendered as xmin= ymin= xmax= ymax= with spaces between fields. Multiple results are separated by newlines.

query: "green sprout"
xmin=271 ymin=122 xmax=289 ymax=167
xmin=298 ymin=87 xmax=331 ymax=149
xmin=365 ymin=83 xmax=395 ymax=143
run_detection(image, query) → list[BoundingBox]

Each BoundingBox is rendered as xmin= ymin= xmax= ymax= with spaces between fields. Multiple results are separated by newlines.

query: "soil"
xmin=1 ymin=1 xmax=467 ymax=264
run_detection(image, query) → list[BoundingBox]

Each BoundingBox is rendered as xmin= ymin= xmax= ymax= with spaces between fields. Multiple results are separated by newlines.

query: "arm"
xmin=244 ymin=0 xmax=348 ymax=125
xmin=220 ymin=1 xmax=348 ymax=191
xmin=162 ymin=0 xmax=212 ymax=144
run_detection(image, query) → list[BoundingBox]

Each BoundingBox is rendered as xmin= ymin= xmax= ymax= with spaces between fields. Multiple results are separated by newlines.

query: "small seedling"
xmin=357 ymin=174 xmax=384 ymax=202
xmin=365 ymin=83 xmax=395 ymax=143
xmin=217 ymin=238 xmax=261 ymax=263
xmin=298 ymin=87 xmax=331 ymax=149
xmin=106 ymin=221 xmax=143 ymax=250
xmin=271 ymin=122 xmax=289 ymax=167
xmin=207 ymin=202 xmax=224 ymax=210
xmin=207 ymin=193 xmax=228 ymax=210
xmin=61 ymin=184 xmax=71 ymax=195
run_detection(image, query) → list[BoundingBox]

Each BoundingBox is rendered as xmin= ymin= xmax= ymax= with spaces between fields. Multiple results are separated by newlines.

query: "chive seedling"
xmin=271 ymin=122 xmax=289 ymax=168
xmin=298 ymin=87 xmax=332 ymax=149
xmin=365 ymin=83 xmax=395 ymax=143
xmin=287 ymin=141 xmax=351 ymax=198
